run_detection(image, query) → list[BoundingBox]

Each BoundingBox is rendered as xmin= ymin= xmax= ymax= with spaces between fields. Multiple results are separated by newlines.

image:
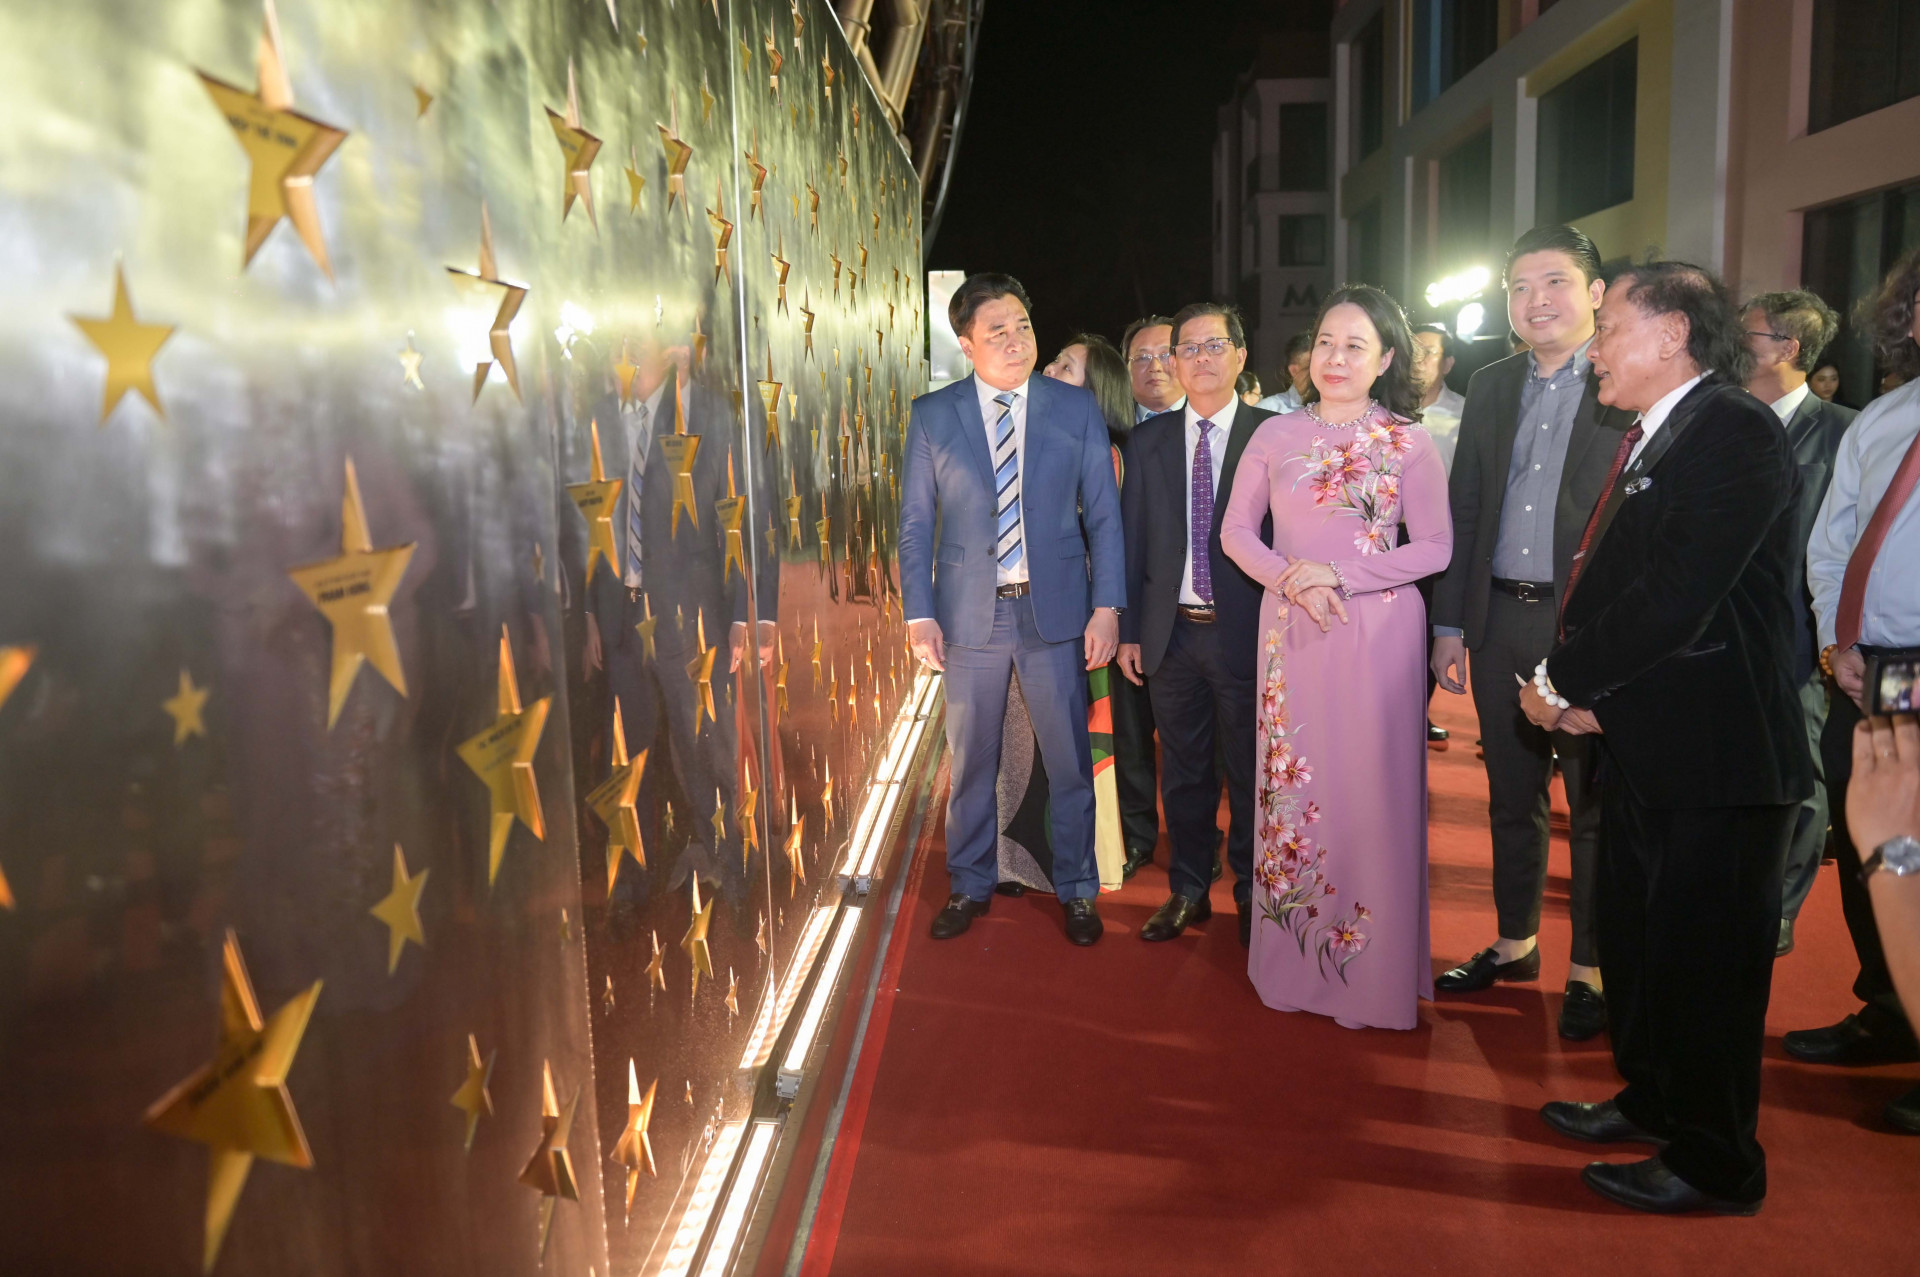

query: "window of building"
xmin=1276 ymin=214 xmax=1328 ymax=267
xmin=1354 ymin=13 xmax=1385 ymax=162
xmin=1276 ymin=102 xmax=1329 ymax=191
xmin=1801 ymin=180 xmax=1920 ymax=406
xmin=1411 ymin=0 xmax=1501 ymax=109
xmin=1535 ymin=38 xmax=1636 ymax=224
xmin=1810 ymin=0 xmax=1920 ymax=133
xmin=1348 ymin=201 xmax=1383 ymax=287
xmin=1436 ymin=127 xmax=1493 ymax=281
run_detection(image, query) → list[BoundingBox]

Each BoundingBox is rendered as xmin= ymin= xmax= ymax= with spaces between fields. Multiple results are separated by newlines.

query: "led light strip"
xmin=656 ymin=1119 xmax=748 ymax=1277
xmin=739 ymin=903 xmax=840 ymax=1070
xmin=695 ymin=1119 xmax=782 ymax=1277
xmin=838 ymin=670 xmax=941 ymax=881
xmin=778 ymin=906 xmax=864 ymax=1090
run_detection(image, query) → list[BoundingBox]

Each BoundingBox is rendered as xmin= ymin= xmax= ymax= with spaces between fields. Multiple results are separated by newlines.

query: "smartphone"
xmin=1865 ymin=654 xmax=1920 ymax=716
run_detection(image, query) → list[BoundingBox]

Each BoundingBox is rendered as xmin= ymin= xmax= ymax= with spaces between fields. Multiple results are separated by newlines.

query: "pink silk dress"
xmin=1219 ymin=405 xmax=1453 ymax=1030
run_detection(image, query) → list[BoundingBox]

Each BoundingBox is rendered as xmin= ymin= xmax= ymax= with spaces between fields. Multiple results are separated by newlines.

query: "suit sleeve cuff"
xmin=1431 ymin=625 xmax=1464 ymax=638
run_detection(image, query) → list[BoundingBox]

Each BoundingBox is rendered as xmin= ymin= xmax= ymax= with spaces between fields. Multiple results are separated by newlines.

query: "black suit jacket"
xmin=1549 ymin=376 xmax=1813 ymax=811
xmin=1120 ymin=403 xmax=1274 ymax=679
xmin=1431 ymin=351 xmax=1636 ymax=647
xmin=1780 ymin=390 xmax=1858 ymax=681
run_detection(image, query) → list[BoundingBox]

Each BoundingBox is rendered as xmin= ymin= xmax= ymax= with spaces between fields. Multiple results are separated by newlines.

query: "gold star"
xmin=658 ymin=384 xmax=702 ymax=536
xmin=288 ymin=458 xmax=415 ymax=729
xmin=645 ymin=929 xmax=666 ymax=991
xmin=739 ymin=784 xmax=760 ymax=868
xmin=681 ymin=873 xmax=716 ymax=998
xmin=725 ymin=967 xmax=740 ymax=1018
xmin=764 ymin=17 xmax=784 ymax=94
xmin=821 ymin=53 xmax=835 ymax=101
xmin=755 ymin=347 xmax=784 ymax=453
xmin=545 ymin=60 xmax=602 ymax=228
xmin=785 ymin=473 xmax=805 ymax=549
xmin=71 ymin=262 xmax=175 ymax=424
xmin=699 ymin=71 xmax=715 ymax=122
xmin=413 ymin=84 xmax=434 ymax=117
xmin=398 ymin=336 xmax=424 ymax=390
xmin=817 ymin=496 xmax=833 ymax=575
xmin=566 ymin=419 xmax=624 ymax=584
xmin=811 ymin=619 xmax=823 ymax=688
xmin=636 ymin=26 xmax=648 ymax=54
xmin=717 ymin=454 xmax=747 ymax=583
xmin=162 ymin=669 xmax=210 ymax=745
xmin=449 ymin=1033 xmax=495 ymax=1152
xmin=609 ymin=1063 xmax=657 ymax=1216
xmin=807 ymin=180 xmax=820 ymax=230
xmin=623 ymin=144 xmax=646 ymax=214
xmin=706 ymin=178 xmax=733 ymax=283
xmin=531 ymin=541 xmax=545 ymax=584
xmin=755 ymin=911 xmax=768 ymax=956
xmin=821 ymin=761 xmax=834 ymax=826
xmin=791 ymin=0 xmax=805 ymax=47
xmin=368 ymin=843 xmax=428 ymax=974
xmin=836 ymin=147 xmax=849 ymax=186
xmin=456 ymin=626 xmax=552 ymax=885
xmin=830 ymin=245 xmax=843 ymax=297
xmin=852 ymin=102 xmax=861 ymax=129
xmin=774 ymin=657 xmax=790 ymax=722
xmin=634 ymin=592 xmax=659 ymax=662
xmin=685 ymin=1081 xmax=694 ymax=1106
xmin=657 ymin=97 xmax=694 ymax=214
xmin=142 ymin=929 xmax=321 ymax=1274
xmin=770 ymin=235 xmax=791 ymax=315
xmin=588 ymin=700 xmax=648 ymax=897
xmin=800 ymin=290 xmax=817 ymax=356
xmin=446 ymin=204 xmax=529 ymax=401
xmin=744 ymin=134 xmax=769 ymax=220
xmin=690 ymin=313 xmax=709 ymax=369
xmin=783 ymin=792 xmax=806 ymax=895
xmin=685 ymin=612 xmax=718 ymax=728
xmin=711 ymin=789 xmax=728 ymax=848
xmin=613 ymin=338 xmax=640 ymax=407
xmin=604 ymin=975 xmax=616 ymax=1012
xmin=518 ymin=1062 xmax=580 ymax=1259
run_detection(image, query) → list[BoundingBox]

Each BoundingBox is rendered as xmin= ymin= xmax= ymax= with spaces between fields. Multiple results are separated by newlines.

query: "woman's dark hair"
xmin=1235 ymin=370 xmax=1261 ymax=396
xmin=1061 ymin=333 xmax=1134 ymax=440
xmin=1302 ymin=284 xmax=1422 ymax=421
xmin=949 ymin=272 xmax=1032 ymax=339
xmin=1858 ymin=246 xmax=1920 ymax=382
xmin=1614 ymin=259 xmax=1753 ymax=385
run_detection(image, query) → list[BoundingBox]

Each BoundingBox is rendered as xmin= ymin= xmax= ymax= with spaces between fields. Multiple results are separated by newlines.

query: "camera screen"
xmin=1871 ymin=657 xmax=1918 ymax=716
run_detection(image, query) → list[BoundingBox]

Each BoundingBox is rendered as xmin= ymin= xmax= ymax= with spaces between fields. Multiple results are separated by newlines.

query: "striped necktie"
xmin=992 ymin=391 xmax=1024 ymax=576
xmin=625 ymin=402 xmax=651 ymax=587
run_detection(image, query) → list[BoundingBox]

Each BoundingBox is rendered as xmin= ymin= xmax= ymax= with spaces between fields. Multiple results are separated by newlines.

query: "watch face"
xmin=1888 ymin=836 xmax=1920 ymax=874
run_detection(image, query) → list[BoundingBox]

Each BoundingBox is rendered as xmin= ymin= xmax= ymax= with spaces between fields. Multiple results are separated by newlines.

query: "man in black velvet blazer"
xmin=1528 ymin=263 xmax=1811 ymax=1217
xmin=1117 ymin=302 xmax=1273 ymax=947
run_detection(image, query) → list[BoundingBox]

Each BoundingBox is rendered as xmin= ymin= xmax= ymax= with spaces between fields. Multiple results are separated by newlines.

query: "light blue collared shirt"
xmin=1810 ymin=378 xmax=1920 ymax=649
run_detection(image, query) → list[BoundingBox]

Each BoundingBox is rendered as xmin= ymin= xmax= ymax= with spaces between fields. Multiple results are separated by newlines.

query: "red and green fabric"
xmin=1086 ymin=663 xmax=1125 ymax=890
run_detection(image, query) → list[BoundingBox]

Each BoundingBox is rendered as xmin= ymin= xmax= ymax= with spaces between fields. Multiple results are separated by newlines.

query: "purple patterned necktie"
xmin=1192 ymin=420 xmax=1215 ymax=604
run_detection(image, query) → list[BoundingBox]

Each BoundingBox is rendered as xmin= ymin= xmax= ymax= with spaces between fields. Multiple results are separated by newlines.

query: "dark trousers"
xmin=1600 ymin=780 xmax=1792 ymax=1202
xmin=1109 ymin=666 xmax=1159 ymax=854
xmin=1145 ymin=617 xmax=1254 ymax=905
xmin=1820 ymin=688 xmax=1911 ymax=1030
xmin=1780 ymin=670 xmax=1831 ymax=921
xmin=943 ymin=595 xmax=1097 ymax=903
xmin=1467 ymin=591 xmax=1602 ymax=965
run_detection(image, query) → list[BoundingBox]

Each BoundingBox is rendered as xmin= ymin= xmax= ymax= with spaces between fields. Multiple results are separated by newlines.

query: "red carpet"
xmin=802 ymin=696 xmax=1919 ymax=1276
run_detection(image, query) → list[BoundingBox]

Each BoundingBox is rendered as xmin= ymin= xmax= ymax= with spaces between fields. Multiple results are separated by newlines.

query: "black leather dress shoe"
xmin=1886 ymin=1083 xmax=1920 ymax=1135
xmin=1435 ymin=945 xmax=1541 ymax=992
xmin=1782 ymin=1012 xmax=1920 ymax=1066
xmin=993 ymin=881 xmax=1026 ymax=897
xmin=1238 ymin=901 xmax=1253 ymax=949
xmin=1558 ymin=981 xmax=1608 ymax=1041
xmin=1211 ymin=857 xmax=1223 ymax=882
xmin=1775 ymin=916 xmax=1794 ymax=956
xmin=1121 ymin=845 xmax=1154 ymax=880
xmin=1428 ymin=721 xmax=1449 ymax=744
xmin=1062 ymin=898 xmax=1103 ymax=946
xmin=1540 ymin=1100 xmax=1667 ymax=1147
xmin=1580 ymin=1156 xmax=1760 ymax=1216
xmin=1139 ymin=893 xmax=1211 ymax=942
xmin=929 ymin=893 xmax=989 ymax=940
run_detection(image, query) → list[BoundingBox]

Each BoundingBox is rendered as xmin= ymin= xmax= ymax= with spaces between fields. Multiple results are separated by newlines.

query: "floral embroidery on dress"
xmin=1254 ymin=625 xmax=1370 ymax=983
xmin=1289 ymin=414 xmax=1416 ymax=558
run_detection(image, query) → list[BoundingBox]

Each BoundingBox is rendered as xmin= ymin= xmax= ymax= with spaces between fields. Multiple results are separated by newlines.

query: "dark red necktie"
xmin=1836 ymin=425 xmax=1920 ymax=650
xmin=1559 ymin=422 xmax=1643 ymax=635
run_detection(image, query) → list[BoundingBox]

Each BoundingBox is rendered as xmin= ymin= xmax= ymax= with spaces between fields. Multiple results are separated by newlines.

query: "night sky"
xmin=926 ymin=0 xmax=1332 ymax=357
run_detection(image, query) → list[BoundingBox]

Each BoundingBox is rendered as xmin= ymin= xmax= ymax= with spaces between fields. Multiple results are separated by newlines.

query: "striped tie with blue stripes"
xmin=992 ymin=391 xmax=1023 ymax=576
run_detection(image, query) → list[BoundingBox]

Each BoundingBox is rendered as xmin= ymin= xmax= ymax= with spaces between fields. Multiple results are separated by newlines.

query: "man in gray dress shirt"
xmin=1429 ymin=225 xmax=1637 ymax=1041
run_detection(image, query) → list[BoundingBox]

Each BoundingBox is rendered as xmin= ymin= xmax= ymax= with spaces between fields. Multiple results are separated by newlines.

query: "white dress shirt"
xmin=1809 ymin=378 xmax=1920 ymax=648
xmin=976 ymin=374 xmax=1031 ymax=586
xmin=1627 ymin=374 xmax=1705 ymax=467
xmin=1181 ymin=397 xmax=1235 ymax=606
xmin=1256 ymin=385 xmax=1303 ymax=415
xmin=1420 ymin=385 xmax=1466 ymax=475
xmin=1770 ymin=381 xmax=1812 ymax=424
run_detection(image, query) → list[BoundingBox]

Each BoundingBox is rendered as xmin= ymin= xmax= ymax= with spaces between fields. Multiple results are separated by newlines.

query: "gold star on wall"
xmin=821 ymin=761 xmax=834 ymax=826
xmin=764 ymin=17 xmax=784 ymax=94
xmin=791 ymin=0 xmax=805 ymax=46
xmin=450 ymin=1033 xmax=495 ymax=1152
xmin=456 ymin=626 xmax=552 ymax=885
xmin=566 ymin=419 xmax=624 ymax=584
xmin=413 ymin=85 xmax=434 ymax=117
xmin=142 ymin=929 xmax=321 ymax=1273
xmin=634 ymin=592 xmax=659 ymax=663
xmin=717 ymin=455 xmax=747 ymax=583
xmin=783 ymin=792 xmax=806 ymax=895
xmin=645 ymin=929 xmax=666 ymax=991
xmin=739 ymin=784 xmax=760 ymax=867
xmin=685 ymin=612 xmax=717 ymax=728
xmin=518 ymin=1062 xmax=580 ymax=1259
xmin=800 ymin=291 xmax=817 ymax=356
xmin=755 ymin=911 xmax=768 ymax=956
xmin=786 ymin=474 xmax=805 ymax=549
xmin=821 ymin=53 xmax=835 ymax=101
xmin=368 ymin=843 xmax=428 ymax=974
xmin=71 ymin=262 xmax=174 ymax=424
xmin=756 ymin=347 xmax=783 ymax=452
xmin=710 ymin=789 xmax=728 ymax=848
xmin=810 ymin=619 xmax=823 ymax=688
xmin=609 ymin=1063 xmax=656 ymax=1216
xmin=197 ymin=2 xmax=348 ymax=276
xmin=699 ymin=71 xmax=715 ymax=122
xmin=830 ymin=246 xmax=843 ymax=297
xmin=446 ymin=204 xmax=528 ymax=401
xmin=398 ymin=335 xmax=424 ymax=389
xmin=657 ymin=98 xmax=694 ymax=215
xmin=770 ymin=235 xmax=791 ymax=314
xmin=623 ymin=143 xmax=647 ymax=214
xmin=681 ymin=874 xmax=715 ymax=998
xmin=288 ymin=458 xmax=415 ymax=729
xmin=545 ymin=60 xmax=602 ymax=227
xmin=658 ymin=385 xmax=702 ymax=535
xmin=162 ymin=669 xmax=209 ymax=745
xmin=706 ymin=178 xmax=733 ymax=283
xmin=725 ymin=967 xmax=740 ymax=1018
xmin=807 ymin=180 xmax=820 ymax=231
xmin=744 ymin=137 xmax=769 ymax=219
xmin=587 ymin=700 xmax=647 ymax=897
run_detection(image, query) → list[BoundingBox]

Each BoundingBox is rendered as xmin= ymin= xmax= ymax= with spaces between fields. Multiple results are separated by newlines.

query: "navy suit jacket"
xmin=898 ymin=374 xmax=1125 ymax=647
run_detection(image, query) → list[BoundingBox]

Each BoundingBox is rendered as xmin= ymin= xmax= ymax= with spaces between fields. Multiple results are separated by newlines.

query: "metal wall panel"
xmin=0 ymin=1 xmax=924 ymax=1272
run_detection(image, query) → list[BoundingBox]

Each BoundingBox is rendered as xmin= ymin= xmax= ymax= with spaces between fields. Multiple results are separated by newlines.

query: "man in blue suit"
xmin=899 ymin=273 xmax=1126 ymax=945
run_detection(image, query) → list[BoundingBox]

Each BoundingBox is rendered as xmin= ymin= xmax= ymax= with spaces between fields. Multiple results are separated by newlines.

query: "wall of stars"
xmin=0 ymin=0 xmax=924 ymax=1273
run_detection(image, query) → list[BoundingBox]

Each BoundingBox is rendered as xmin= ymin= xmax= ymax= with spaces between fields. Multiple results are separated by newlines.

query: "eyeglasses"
xmin=1128 ymin=351 xmax=1174 ymax=370
xmin=1174 ymin=339 xmax=1235 ymax=360
xmin=1744 ymin=329 xmax=1790 ymax=342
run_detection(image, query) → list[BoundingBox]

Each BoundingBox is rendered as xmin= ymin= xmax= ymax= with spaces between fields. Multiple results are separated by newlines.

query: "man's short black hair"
xmin=1505 ymin=224 xmax=1605 ymax=288
xmin=1284 ymin=329 xmax=1315 ymax=362
xmin=1412 ymin=322 xmax=1456 ymax=362
xmin=1615 ymin=259 xmax=1754 ymax=385
xmin=1120 ymin=314 xmax=1176 ymax=359
xmin=948 ymin=272 xmax=1032 ymax=340
xmin=1169 ymin=301 xmax=1246 ymax=350
xmin=1744 ymin=289 xmax=1841 ymax=372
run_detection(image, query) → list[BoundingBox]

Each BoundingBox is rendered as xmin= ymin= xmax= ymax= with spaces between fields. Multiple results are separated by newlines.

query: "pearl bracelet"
xmin=1533 ymin=660 xmax=1570 ymax=710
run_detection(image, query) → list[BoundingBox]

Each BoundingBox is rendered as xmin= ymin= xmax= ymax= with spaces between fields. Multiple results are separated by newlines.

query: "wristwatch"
xmin=1860 ymin=835 xmax=1920 ymax=884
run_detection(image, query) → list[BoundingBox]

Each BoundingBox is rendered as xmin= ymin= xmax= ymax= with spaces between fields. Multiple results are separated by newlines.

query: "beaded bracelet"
xmin=1328 ymin=561 xmax=1354 ymax=600
xmin=1532 ymin=660 xmax=1570 ymax=710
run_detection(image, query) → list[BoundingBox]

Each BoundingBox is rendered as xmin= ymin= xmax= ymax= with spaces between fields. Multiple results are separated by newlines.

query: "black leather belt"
xmin=1491 ymin=578 xmax=1554 ymax=603
xmin=995 ymin=582 xmax=1030 ymax=598
xmin=1177 ymin=605 xmax=1216 ymax=623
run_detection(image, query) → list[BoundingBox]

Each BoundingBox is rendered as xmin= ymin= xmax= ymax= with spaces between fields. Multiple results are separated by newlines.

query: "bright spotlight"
xmin=1454 ymin=302 xmax=1486 ymax=338
xmin=1425 ymin=265 xmax=1491 ymax=309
